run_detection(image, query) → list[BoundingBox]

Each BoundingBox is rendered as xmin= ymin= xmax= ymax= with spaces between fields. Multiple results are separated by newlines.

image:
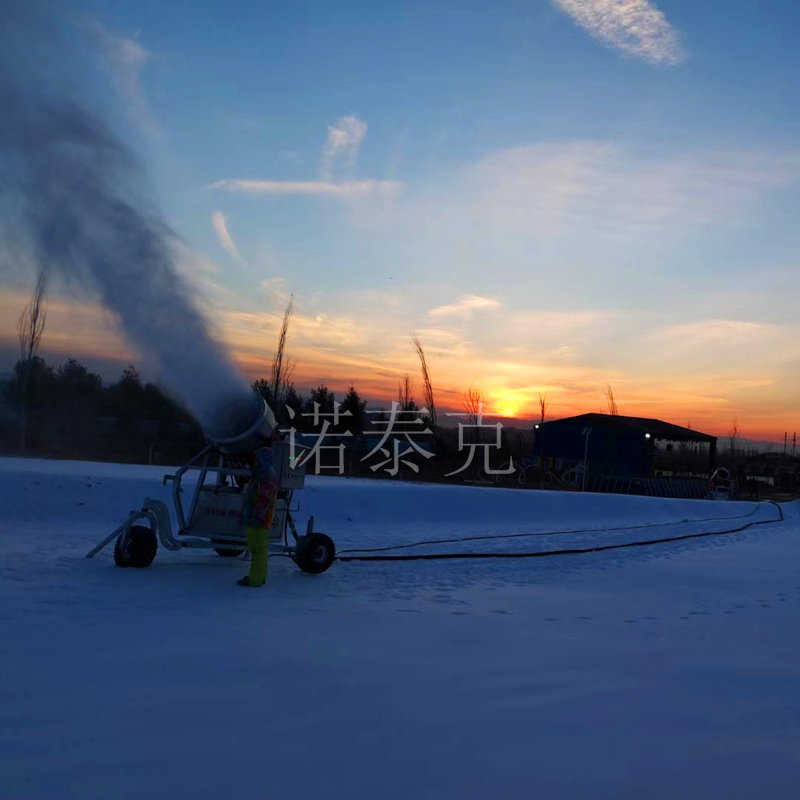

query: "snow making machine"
xmin=87 ymin=396 xmax=336 ymax=574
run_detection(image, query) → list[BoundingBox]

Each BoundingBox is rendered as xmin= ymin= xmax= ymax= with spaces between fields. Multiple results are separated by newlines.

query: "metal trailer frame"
xmin=87 ymin=439 xmax=335 ymax=572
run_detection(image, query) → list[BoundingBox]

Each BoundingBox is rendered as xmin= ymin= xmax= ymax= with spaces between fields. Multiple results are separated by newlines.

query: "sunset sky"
xmin=2 ymin=1 xmax=799 ymax=440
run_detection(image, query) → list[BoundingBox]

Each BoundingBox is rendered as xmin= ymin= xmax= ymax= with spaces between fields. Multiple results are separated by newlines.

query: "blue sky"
xmin=3 ymin=0 xmax=800 ymax=438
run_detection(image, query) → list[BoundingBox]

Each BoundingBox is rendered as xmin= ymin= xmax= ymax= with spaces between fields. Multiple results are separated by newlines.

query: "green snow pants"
xmin=245 ymin=525 xmax=269 ymax=586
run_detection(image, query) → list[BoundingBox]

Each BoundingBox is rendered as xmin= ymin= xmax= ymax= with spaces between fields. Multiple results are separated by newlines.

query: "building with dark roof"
xmin=533 ymin=413 xmax=717 ymax=482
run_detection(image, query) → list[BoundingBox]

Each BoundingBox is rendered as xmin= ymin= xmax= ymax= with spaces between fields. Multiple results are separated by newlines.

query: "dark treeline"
xmin=0 ymin=355 xmax=531 ymax=477
xmin=252 ymin=379 xmax=368 ymax=433
xmin=0 ymin=356 xmax=376 ymax=462
xmin=1 ymin=357 xmax=206 ymax=463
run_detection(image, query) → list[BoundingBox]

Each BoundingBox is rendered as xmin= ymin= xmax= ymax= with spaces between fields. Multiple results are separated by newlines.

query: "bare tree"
xmin=16 ymin=265 xmax=48 ymax=453
xmin=398 ymin=373 xmax=416 ymax=411
xmin=728 ymin=419 xmax=738 ymax=459
xmin=270 ymin=296 xmax=296 ymax=408
xmin=411 ymin=335 xmax=436 ymax=427
xmin=538 ymin=391 xmax=549 ymax=423
xmin=18 ymin=265 xmax=47 ymax=362
xmin=463 ymin=386 xmax=485 ymax=425
xmin=605 ymin=384 xmax=619 ymax=416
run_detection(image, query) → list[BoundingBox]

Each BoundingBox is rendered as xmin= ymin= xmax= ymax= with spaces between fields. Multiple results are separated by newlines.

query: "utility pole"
xmin=581 ymin=427 xmax=592 ymax=491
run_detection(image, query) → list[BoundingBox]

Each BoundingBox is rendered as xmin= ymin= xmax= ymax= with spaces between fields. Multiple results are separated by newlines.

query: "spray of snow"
xmin=0 ymin=4 xmax=257 ymax=438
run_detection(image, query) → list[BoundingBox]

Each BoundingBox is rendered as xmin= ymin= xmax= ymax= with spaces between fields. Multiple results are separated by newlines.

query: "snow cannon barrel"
xmin=206 ymin=393 xmax=277 ymax=454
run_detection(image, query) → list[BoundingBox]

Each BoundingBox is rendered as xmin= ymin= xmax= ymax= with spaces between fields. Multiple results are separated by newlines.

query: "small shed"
xmin=533 ymin=413 xmax=717 ymax=479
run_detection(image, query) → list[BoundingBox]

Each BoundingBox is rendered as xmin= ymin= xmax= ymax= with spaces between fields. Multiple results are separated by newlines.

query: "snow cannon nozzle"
xmin=206 ymin=393 xmax=277 ymax=454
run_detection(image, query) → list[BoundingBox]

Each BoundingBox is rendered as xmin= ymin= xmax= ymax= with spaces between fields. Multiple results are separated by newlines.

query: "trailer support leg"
xmin=85 ymin=518 xmax=132 ymax=558
xmin=286 ymin=512 xmax=300 ymax=542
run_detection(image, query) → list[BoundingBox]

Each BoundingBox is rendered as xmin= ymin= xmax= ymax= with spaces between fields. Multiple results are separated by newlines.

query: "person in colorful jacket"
xmin=238 ymin=445 xmax=279 ymax=587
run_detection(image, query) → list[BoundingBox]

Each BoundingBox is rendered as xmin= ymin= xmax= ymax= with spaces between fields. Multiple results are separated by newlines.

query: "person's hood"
xmin=255 ymin=447 xmax=274 ymax=475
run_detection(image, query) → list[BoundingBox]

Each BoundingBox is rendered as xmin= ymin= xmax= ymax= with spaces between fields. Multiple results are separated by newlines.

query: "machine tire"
xmin=114 ymin=525 xmax=158 ymax=568
xmin=295 ymin=533 xmax=335 ymax=574
xmin=214 ymin=547 xmax=245 ymax=558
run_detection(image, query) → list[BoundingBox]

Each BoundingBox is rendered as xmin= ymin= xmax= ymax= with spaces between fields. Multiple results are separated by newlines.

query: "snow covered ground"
xmin=2 ymin=457 xmax=799 ymax=799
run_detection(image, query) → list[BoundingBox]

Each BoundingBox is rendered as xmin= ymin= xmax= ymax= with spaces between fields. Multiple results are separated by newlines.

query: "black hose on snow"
xmin=335 ymin=502 xmax=784 ymax=563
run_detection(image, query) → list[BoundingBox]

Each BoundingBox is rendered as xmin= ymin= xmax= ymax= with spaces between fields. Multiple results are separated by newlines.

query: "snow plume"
xmin=0 ymin=6 xmax=257 ymax=438
xmin=87 ymin=20 xmax=159 ymax=136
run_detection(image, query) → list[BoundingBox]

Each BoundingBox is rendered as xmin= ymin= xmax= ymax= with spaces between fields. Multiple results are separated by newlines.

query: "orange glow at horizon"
xmin=2 ymin=289 xmax=797 ymax=444
xmin=0 ymin=327 xmax=791 ymax=442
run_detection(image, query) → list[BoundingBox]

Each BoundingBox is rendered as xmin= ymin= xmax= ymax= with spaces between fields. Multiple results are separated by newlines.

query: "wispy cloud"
xmin=210 ymin=115 xmax=399 ymax=201
xmin=211 ymin=210 xmax=243 ymax=263
xmin=88 ymin=20 xmax=157 ymax=134
xmin=661 ymin=319 xmax=773 ymax=341
xmin=552 ymin=0 xmax=686 ymax=65
xmin=209 ymin=178 xmax=402 ymax=197
xmin=260 ymin=277 xmax=291 ymax=304
xmin=429 ymin=295 xmax=503 ymax=317
xmin=321 ymin=115 xmax=368 ymax=179
xmin=412 ymin=141 xmax=800 ymax=238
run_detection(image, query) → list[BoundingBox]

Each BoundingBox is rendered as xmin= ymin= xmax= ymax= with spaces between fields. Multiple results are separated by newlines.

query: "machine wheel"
xmin=114 ymin=525 xmax=158 ymax=568
xmin=295 ymin=533 xmax=335 ymax=574
xmin=214 ymin=547 xmax=245 ymax=558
